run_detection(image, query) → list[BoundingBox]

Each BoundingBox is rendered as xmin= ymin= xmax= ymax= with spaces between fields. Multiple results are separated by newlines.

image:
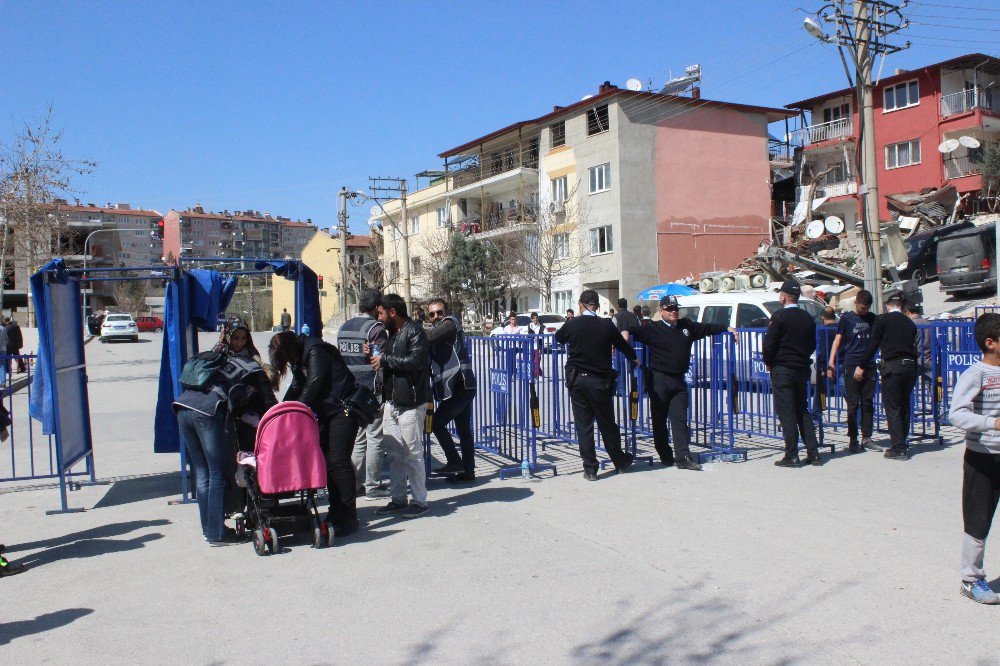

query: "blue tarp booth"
xmin=27 ymin=257 xmax=321 ymax=512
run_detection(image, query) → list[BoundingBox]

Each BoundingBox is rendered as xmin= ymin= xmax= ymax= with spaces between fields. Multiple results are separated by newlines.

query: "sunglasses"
xmin=661 ymin=305 xmax=679 ymax=312
xmin=428 ymin=310 xmax=446 ymax=319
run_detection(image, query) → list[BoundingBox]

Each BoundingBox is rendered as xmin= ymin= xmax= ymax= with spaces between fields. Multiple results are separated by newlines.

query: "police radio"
xmin=630 ymin=367 xmax=640 ymax=422
xmin=424 ymin=399 xmax=434 ymax=434
xmin=530 ymin=381 xmax=540 ymax=428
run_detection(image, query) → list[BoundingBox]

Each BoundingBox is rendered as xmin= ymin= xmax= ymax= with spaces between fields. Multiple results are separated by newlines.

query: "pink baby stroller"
xmin=236 ymin=401 xmax=334 ymax=555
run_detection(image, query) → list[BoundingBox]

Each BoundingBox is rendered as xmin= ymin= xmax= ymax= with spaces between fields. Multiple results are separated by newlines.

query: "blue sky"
xmin=2 ymin=0 xmax=997 ymax=234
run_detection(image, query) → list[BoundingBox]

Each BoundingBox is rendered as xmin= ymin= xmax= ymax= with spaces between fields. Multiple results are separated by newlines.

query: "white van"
xmin=674 ymin=291 xmax=825 ymax=328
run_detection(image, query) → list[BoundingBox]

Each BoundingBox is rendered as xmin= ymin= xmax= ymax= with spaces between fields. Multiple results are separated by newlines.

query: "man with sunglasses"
xmin=425 ymin=299 xmax=478 ymax=483
xmin=628 ymin=295 xmax=737 ymax=471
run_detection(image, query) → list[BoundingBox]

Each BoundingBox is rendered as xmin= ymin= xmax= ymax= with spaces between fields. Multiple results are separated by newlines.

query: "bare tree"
xmin=417 ymin=227 xmax=458 ymax=306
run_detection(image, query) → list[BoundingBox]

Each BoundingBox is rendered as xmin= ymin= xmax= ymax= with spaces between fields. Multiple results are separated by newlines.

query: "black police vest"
xmin=430 ymin=315 xmax=475 ymax=401
xmin=338 ymin=315 xmax=378 ymax=392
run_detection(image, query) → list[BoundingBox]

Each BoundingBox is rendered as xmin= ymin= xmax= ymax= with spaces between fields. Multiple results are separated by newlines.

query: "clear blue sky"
xmin=2 ymin=0 xmax=997 ymax=234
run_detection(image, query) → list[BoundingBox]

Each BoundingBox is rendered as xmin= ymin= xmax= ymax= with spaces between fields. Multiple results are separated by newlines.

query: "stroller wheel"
xmin=266 ymin=528 xmax=280 ymax=554
xmin=234 ymin=517 xmax=247 ymax=541
xmin=325 ymin=522 xmax=336 ymax=548
xmin=252 ymin=529 xmax=268 ymax=556
xmin=312 ymin=526 xmax=325 ymax=549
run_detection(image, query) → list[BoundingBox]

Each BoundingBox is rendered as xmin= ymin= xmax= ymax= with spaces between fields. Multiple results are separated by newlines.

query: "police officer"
xmin=762 ymin=279 xmax=823 ymax=467
xmin=425 ymin=298 xmax=478 ymax=484
xmin=857 ymin=293 xmax=919 ymax=460
xmin=338 ymin=288 xmax=390 ymax=500
xmin=554 ymin=289 xmax=637 ymax=480
xmin=628 ymin=295 xmax=738 ymax=471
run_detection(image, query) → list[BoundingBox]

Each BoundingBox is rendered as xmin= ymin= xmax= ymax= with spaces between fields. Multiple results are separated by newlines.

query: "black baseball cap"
xmin=580 ymin=289 xmax=600 ymax=307
xmin=779 ymin=279 xmax=801 ymax=297
xmin=659 ymin=295 xmax=679 ymax=309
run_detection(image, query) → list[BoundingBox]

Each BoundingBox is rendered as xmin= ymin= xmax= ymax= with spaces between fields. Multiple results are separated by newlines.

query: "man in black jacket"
xmin=370 ymin=293 xmax=431 ymax=518
xmin=763 ymin=279 xmax=823 ymax=467
xmin=857 ymin=293 xmax=919 ymax=460
xmin=554 ymin=289 xmax=637 ymax=480
xmin=3 ymin=317 xmax=24 ymax=373
xmin=629 ymin=295 xmax=737 ymax=470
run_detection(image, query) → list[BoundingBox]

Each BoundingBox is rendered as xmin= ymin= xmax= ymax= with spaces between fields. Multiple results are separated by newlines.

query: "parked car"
xmin=135 ymin=315 xmax=164 ymax=333
xmin=489 ymin=313 xmax=567 ymax=336
xmin=675 ymin=291 xmax=825 ymax=329
xmin=899 ymin=221 xmax=974 ymax=284
xmin=100 ymin=313 xmax=139 ymax=343
xmin=938 ymin=222 xmax=997 ymax=295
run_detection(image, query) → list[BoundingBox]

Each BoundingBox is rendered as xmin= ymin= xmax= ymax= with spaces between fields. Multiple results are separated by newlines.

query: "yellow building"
xmin=272 ymin=230 xmax=376 ymax=334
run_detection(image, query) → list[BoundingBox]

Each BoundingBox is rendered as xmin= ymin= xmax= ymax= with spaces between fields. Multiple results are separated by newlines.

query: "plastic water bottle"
xmin=521 ymin=458 xmax=531 ymax=480
xmin=371 ymin=343 xmax=381 ymax=357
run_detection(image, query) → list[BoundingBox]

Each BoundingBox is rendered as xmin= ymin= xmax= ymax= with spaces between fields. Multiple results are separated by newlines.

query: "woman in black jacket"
xmin=268 ymin=331 xmax=360 ymax=536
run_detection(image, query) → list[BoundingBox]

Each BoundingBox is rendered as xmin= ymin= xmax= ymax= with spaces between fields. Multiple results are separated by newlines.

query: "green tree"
xmin=443 ymin=234 xmax=509 ymax=324
xmin=982 ymin=141 xmax=1000 ymax=212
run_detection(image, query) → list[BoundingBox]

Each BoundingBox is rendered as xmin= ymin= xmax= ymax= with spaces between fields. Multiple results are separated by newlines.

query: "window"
xmin=587 ymin=104 xmax=610 ymax=135
xmin=822 ymin=103 xmax=850 ymax=123
xmin=885 ymin=139 xmax=921 ymax=169
xmin=551 ymin=121 xmax=566 ymax=148
xmin=391 ymin=225 xmax=401 ymax=241
xmin=389 ymin=261 xmax=399 ymax=281
xmin=884 ymin=79 xmax=920 ymax=111
xmin=590 ymin=225 xmax=613 ymax=255
xmin=736 ymin=303 xmax=769 ymax=328
xmin=828 ymin=161 xmax=848 ymax=183
xmin=589 ymin=163 xmax=611 ymax=193
xmin=436 ymin=206 xmax=449 ymax=228
xmin=553 ymin=290 xmax=573 ymax=313
xmin=703 ymin=306 xmax=733 ymax=327
xmin=411 ymin=257 xmax=421 ymax=276
xmin=678 ymin=306 xmax=700 ymax=321
xmin=409 ymin=215 xmax=420 ymax=234
xmin=554 ymin=233 xmax=570 ymax=259
xmin=551 ymin=176 xmax=568 ymax=203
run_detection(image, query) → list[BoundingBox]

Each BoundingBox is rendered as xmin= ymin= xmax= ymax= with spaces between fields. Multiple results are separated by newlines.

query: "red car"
xmin=135 ymin=316 xmax=165 ymax=333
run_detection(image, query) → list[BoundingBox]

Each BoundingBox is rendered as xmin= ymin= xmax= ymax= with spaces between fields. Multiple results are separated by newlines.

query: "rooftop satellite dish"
xmin=369 ymin=205 xmax=382 ymax=218
xmin=960 ymin=135 xmax=981 ymax=149
xmin=806 ymin=220 xmax=826 ymax=239
xmin=803 ymin=16 xmax=828 ymax=41
xmin=824 ymin=215 xmax=845 ymax=234
xmin=626 ymin=78 xmax=643 ymax=92
xmin=938 ymin=138 xmax=960 ymax=153
xmin=581 ymin=94 xmax=594 ymax=101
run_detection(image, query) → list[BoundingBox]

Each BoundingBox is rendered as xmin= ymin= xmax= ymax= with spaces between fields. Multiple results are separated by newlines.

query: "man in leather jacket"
xmin=369 ymin=293 xmax=431 ymax=519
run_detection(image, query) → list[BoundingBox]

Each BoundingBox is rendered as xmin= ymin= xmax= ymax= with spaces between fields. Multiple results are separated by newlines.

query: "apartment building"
xmin=786 ymin=53 xmax=1000 ymax=229
xmin=161 ymin=205 xmax=317 ymax=264
xmin=376 ymin=81 xmax=792 ymax=315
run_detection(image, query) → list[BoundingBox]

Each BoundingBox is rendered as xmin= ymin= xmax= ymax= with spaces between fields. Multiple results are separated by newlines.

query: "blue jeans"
xmin=178 ymin=407 xmax=229 ymax=541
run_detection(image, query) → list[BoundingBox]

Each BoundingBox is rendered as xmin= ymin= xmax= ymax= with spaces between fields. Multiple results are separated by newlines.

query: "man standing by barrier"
xmin=858 ymin=293 xmax=919 ymax=460
xmin=628 ymin=295 xmax=737 ymax=471
xmin=4 ymin=317 xmax=24 ymax=374
xmin=426 ymin=298 xmax=477 ymax=484
xmin=826 ymin=290 xmax=879 ymax=453
xmin=555 ymin=289 xmax=637 ymax=480
xmin=371 ymin=294 xmax=431 ymax=518
xmin=340 ymin=288 xmax=390 ymax=501
xmin=614 ymin=298 xmax=640 ymax=342
xmin=763 ymin=279 xmax=823 ymax=468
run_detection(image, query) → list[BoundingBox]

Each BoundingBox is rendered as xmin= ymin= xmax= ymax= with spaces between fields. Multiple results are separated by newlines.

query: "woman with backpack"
xmin=268 ymin=331 xmax=361 ymax=537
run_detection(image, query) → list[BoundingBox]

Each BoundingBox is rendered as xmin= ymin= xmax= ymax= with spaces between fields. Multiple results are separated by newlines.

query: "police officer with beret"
xmin=762 ymin=279 xmax=823 ymax=467
xmin=856 ymin=293 xmax=919 ymax=460
xmin=628 ymin=295 xmax=738 ymax=471
xmin=554 ymin=289 xmax=637 ymax=480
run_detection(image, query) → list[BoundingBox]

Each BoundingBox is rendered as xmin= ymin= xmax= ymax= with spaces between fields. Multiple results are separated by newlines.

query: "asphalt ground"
xmin=1 ymin=330 xmax=1000 ymax=663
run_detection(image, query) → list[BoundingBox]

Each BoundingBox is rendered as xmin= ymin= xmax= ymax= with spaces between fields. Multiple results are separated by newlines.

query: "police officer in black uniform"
xmin=629 ymin=295 xmax=738 ymax=471
xmin=554 ymin=289 xmax=637 ymax=480
xmin=762 ymin=279 xmax=823 ymax=467
xmin=857 ymin=293 xmax=919 ymax=460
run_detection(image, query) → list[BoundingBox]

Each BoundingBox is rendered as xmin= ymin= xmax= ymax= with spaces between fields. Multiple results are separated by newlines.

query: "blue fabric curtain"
xmin=255 ymin=260 xmax=322 ymax=335
xmin=28 ymin=258 xmax=68 ymax=435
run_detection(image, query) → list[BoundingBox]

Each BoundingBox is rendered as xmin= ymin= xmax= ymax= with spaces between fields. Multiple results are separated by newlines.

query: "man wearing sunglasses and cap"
xmin=627 ymin=295 xmax=738 ymax=471
xmin=555 ymin=289 xmax=638 ymax=480
xmin=763 ymin=279 xmax=823 ymax=467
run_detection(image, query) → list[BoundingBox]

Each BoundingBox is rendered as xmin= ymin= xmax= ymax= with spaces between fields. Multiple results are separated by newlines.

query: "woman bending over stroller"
xmin=268 ymin=331 xmax=361 ymax=537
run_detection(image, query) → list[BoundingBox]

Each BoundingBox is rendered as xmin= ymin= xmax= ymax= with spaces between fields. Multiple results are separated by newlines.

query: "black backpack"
xmin=179 ymin=351 xmax=228 ymax=391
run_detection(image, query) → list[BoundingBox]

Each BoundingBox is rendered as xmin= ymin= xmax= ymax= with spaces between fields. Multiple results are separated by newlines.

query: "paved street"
xmin=1 ymin=329 xmax=998 ymax=664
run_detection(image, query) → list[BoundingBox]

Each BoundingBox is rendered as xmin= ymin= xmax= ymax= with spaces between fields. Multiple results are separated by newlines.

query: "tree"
xmin=981 ymin=140 xmax=1000 ymax=213
xmin=417 ymin=227 xmax=458 ymax=307
xmin=443 ymin=234 xmax=509 ymax=323
xmin=117 ymin=278 xmax=148 ymax=314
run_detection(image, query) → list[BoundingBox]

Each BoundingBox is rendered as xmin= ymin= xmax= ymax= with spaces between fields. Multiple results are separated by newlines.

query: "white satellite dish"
xmin=803 ymin=16 xmax=828 ymax=41
xmin=369 ymin=205 xmax=382 ymax=218
xmin=824 ymin=215 xmax=845 ymax=234
xmin=938 ymin=138 xmax=960 ymax=153
xmin=626 ymin=78 xmax=643 ymax=92
xmin=581 ymin=94 xmax=594 ymax=101
xmin=806 ymin=220 xmax=826 ymax=239
xmin=960 ymin=135 xmax=981 ymax=149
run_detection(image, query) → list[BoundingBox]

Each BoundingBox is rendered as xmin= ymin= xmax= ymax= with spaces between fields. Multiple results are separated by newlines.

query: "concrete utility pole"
xmin=807 ymin=0 xmax=908 ymax=311
xmin=368 ymin=177 xmax=412 ymax=311
xmin=337 ymin=187 xmax=351 ymax=319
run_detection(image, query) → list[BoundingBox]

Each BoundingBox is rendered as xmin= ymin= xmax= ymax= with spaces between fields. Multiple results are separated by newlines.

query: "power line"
xmin=910 ymin=20 xmax=1000 ymax=33
xmin=910 ymin=0 xmax=1000 ymax=12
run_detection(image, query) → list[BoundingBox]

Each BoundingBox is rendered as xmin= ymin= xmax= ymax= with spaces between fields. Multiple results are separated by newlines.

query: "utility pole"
xmin=337 ymin=187 xmax=351 ymax=320
xmin=368 ymin=177 xmax=412 ymax=311
xmin=808 ymin=0 xmax=908 ymax=311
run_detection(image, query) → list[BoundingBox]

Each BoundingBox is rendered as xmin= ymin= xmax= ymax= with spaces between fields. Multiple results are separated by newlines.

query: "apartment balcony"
xmin=941 ymin=87 xmax=1000 ymax=118
xmin=67 ymin=218 xmax=104 ymax=229
xmin=460 ymin=202 xmax=539 ymax=240
xmin=815 ymin=180 xmax=858 ymax=199
xmin=768 ymin=139 xmax=795 ymax=167
xmin=789 ymin=118 xmax=854 ymax=146
xmin=448 ymin=150 xmax=540 ymax=196
xmin=944 ymin=155 xmax=983 ymax=179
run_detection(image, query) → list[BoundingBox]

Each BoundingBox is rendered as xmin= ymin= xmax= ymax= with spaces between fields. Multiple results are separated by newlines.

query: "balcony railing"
xmin=944 ymin=155 xmax=983 ymax=179
xmin=768 ymin=139 xmax=795 ymax=163
xmin=815 ymin=180 xmax=858 ymax=198
xmin=449 ymin=149 xmax=540 ymax=189
xmin=458 ymin=202 xmax=539 ymax=236
xmin=789 ymin=118 xmax=854 ymax=145
xmin=940 ymin=87 xmax=1000 ymax=117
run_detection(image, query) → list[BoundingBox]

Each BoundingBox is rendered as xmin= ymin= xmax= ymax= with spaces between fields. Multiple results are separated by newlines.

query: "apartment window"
xmin=828 ymin=161 xmax=848 ymax=183
xmin=885 ymin=139 xmax=921 ymax=169
xmin=589 ymin=163 xmax=611 ymax=193
xmin=553 ymin=290 xmax=573 ymax=313
xmin=411 ymin=257 xmax=421 ymax=276
xmin=554 ymin=233 xmax=570 ymax=259
xmin=551 ymin=121 xmax=566 ymax=148
xmin=551 ymin=176 xmax=568 ymax=203
xmin=884 ymin=79 xmax=920 ymax=111
xmin=436 ymin=206 xmax=449 ymax=228
xmin=409 ymin=215 xmax=420 ymax=234
xmin=389 ymin=261 xmax=400 ymax=281
xmin=587 ymin=105 xmax=610 ymax=136
xmin=822 ymin=103 xmax=850 ymax=123
xmin=590 ymin=225 xmax=613 ymax=255
xmin=391 ymin=225 xmax=401 ymax=241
